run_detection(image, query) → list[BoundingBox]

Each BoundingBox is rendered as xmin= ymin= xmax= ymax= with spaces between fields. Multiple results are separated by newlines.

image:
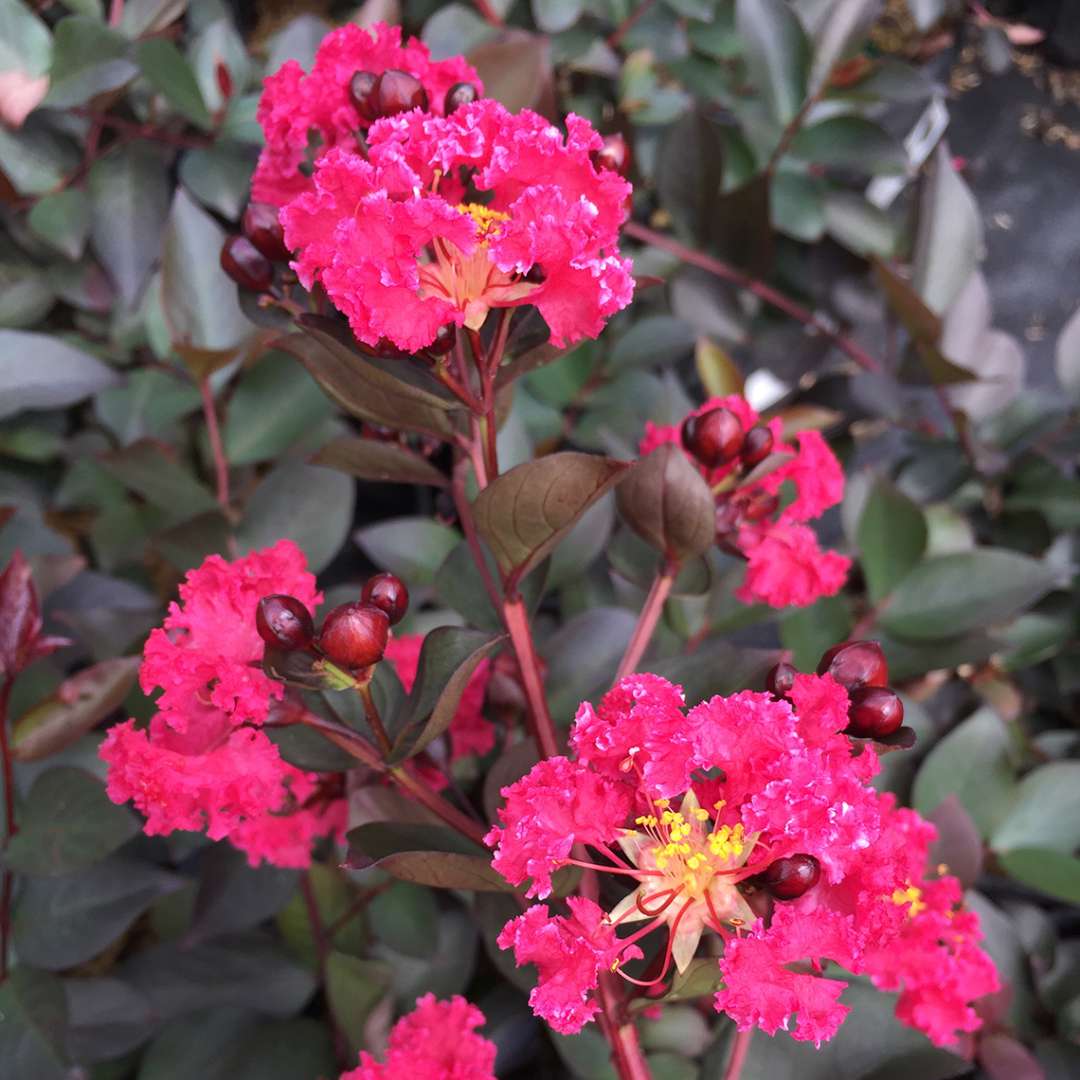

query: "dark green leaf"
xmin=544 ymin=607 xmax=637 ymax=720
xmin=0 ymin=330 xmax=119 ymax=420
xmin=992 ymin=762 xmax=1080 ymax=854
xmin=0 ymin=123 xmax=78 ymax=197
xmin=644 ymin=639 xmax=777 ymax=705
xmin=94 ymin=368 xmax=202 ymax=445
xmin=616 ymin=444 xmax=715 ymax=562
xmin=531 ymin=0 xmax=582 ymax=33
xmin=434 ymin=539 xmax=502 ymax=631
xmin=736 ymin=0 xmax=809 ymax=124
xmin=0 ymin=261 xmax=54 ymax=329
xmin=312 ymin=436 xmax=448 ymax=488
xmin=0 ymin=968 xmax=69 ymax=1080
xmin=238 ymin=461 xmax=354 ymax=574
xmin=806 ymin=0 xmax=883 ymax=94
xmin=135 ymin=38 xmax=212 ymax=129
xmin=998 ymin=848 xmax=1080 ymax=905
xmin=771 ymin=171 xmax=826 ymax=242
xmin=12 ymin=656 xmax=140 ymax=762
xmin=824 ymin=191 xmax=896 ymax=257
xmin=654 ymin=107 xmax=727 ymax=245
xmin=547 ymin=493 xmax=615 ymax=588
xmin=392 ymin=626 xmax=504 ymax=760
xmin=88 ymin=141 xmax=170 ymax=308
xmin=611 ymin=316 xmax=697 ymax=369
xmin=14 ymin=856 xmax=181 ymax=969
xmin=325 ymin=953 xmax=391 ymax=1058
xmin=779 ymin=594 xmax=853 ymax=672
xmin=881 ymin=549 xmax=1057 ymax=641
xmin=912 ymin=707 xmax=1017 ymax=837
xmin=856 ymin=477 xmax=927 ymax=603
xmin=27 ymin=189 xmax=90 ymax=260
xmin=4 ymin=766 xmax=139 ymax=876
xmin=276 ymin=862 xmax=366 ymax=966
xmin=44 ymin=16 xmax=135 ymax=108
xmin=179 ymin=143 xmax=257 ymax=219
xmin=789 ymin=117 xmax=906 ymax=173
xmin=368 ymin=882 xmax=439 ymax=958
xmin=1055 ymin=304 xmax=1080 ymax=401
xmin=101 ymin=440 xmax=218 ymax=524
xmin=355 ymin=516 xmax=460 ymax=587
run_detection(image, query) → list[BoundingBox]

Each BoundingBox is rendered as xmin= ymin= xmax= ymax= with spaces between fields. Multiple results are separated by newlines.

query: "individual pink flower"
xmin=140 ymin=540 xmax=320 ymax=732
xmin=340 ymin=993 xmax=496 ymax=1080
xmin=282 ymin=98 xmax=633 ymax=352
xmin=639 ymin=397 xmax=850 ymax=609
xmin=384 ymin=634 xmax=494 ymax=762
xmin=254 ymin=23 xmax=482 ymax=206
xmin=488 ymin=674 xmax=998 ymax=1044
xmin=101 ymin=543 xmax=344 ymax=868
xmin=497 ymin=897 xmax=641 ymax=1035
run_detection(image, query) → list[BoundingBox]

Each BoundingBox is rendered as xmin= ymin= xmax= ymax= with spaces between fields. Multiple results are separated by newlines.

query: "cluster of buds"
xmin=349 ymin=69 xmax=478 ymax=124
xmin=768 ymin=639 xmax=906 ymax=741
xmin=256 ymin=572 xmax=409 ymax=674
xmin=220 ymin=202 xmax=291 ymax=294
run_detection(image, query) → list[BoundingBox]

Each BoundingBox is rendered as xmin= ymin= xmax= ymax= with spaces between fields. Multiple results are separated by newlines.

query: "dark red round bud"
xmin=444 ymin=81 xmax=478 ymax=113
xmin=681 ymin=407 xmax=744 ymax=468
xmin=524 ymin=264 xmax=546 ymax=284
xmin=242 ymin=202 xmax=289 ymax=262
xmin=375 ymin=69 xmax=428 ymax=117
xmin=740 ymin=491 xmax=779 ymax=523
xmin=846 ymin=686 xmax=904 ymax=739
xmin=426 ymin=323 xmax=456 ymax=356
xmin=361 ymin=572 xmax=409 ymax=626
xmin=318 ymin=602 xmax=389 ymax=670
xmin=766 ymin=661 xmax=797 ymax=700
xmin=348 ymin=70 xmax=379 ymax=123
xmin=761 ymin=854 xmax=820 ymax=900
xmin=594 ymin=132 xmax=631 ymax=175
xmin=256 ymin=594 xmax=314 ymax=651
xmin=220 ymin=235 xmax=273 ymax=293
xmin=741 ymin=426 xmax=774 ymax=469
xmin=817 ymin=640 xmax=888 ymax=690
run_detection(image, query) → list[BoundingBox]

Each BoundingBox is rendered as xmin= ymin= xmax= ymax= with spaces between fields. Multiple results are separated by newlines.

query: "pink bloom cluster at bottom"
xmin=340 ymin=994 xmax=496 ymax=1080
xmin=487 ymin=673 xmax=999 ymax=1045
xmin=100 ymin=542 xmax=345 ymax=868
xmin=640 ymin=396 xmax=850 ymax=608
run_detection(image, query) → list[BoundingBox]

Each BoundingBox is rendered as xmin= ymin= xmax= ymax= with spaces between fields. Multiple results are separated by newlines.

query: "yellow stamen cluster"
xmin=633 ymin=798 xmax=746 ymax=893
xmin=891 ymin=883 xmax=927 ymax=918
xmin=457 ymin=202 xmax=510 ymax=244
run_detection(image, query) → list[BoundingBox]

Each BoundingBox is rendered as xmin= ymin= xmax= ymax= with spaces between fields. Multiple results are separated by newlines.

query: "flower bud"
xmin=761 ymin=854 xmax=820 ymax=900
xmin=256 ymin=595 xmax=314 ymax=651
xmin=348 ymin=70 xmax=379 ymax=123
xmin=681 ymin=406 xmax=743 ymax=469
xmin=444 ymin=81 xmax=479 ymax=113
xmin=426 ymin=323 xmax=456 ymax=357
xmin=594 ymin=132 xmax=631 ymax=175
xmin=765 ymin=661 xmax=797 ymax=700
xmin=361 ymin=572 xmax=409 ymax=626
xmin=318 ymin=602 xmax=390 ymax=670
xmin=216 ymin=61 xmax=233 ymax=102
xmin=817 ymin=640 xmax=888 ymax=690
xmin=375 ymin=69 xmax=428 ymax=117
xmin=741 ymin=425 xmax=774 ymax=468
xmin=242 ymin=202 xmax=290 ymax=262
xmin=220 ymin=235 xmax=273 ymax=293
xmin=846 ymin=686 xmax=904 ymax=739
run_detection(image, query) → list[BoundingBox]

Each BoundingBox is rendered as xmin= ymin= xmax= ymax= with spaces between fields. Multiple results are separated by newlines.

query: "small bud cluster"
xmin=256 ymin=571 xmax=409 ymax=674
xmin=767 ymin=639 xmax=906 ymax=741
xmin=220 ymin=201 xmax=291 ymax=293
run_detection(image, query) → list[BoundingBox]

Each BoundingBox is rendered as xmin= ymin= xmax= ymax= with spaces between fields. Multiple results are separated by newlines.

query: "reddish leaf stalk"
xmin=598 ymin=975 xmax=653 ymax=1080
xmin=608 ymin=0 xmax=658 ymax=48
xmin=357 ymin=681 xmax=392 ymax=756
xmin=472 ymin=0 xmax=504 ymax=27
xmin=0 ymin=678 xmax=13 ymax=982
xmin=722 ymin=1028 xmax=753 ymax=1080
xmin=451 ymin=460 xmax=504 ymax=615
xmin=624 ymin=221 xmax=881 ymax=373
xmin=501 ymin=595 xmax=560 ymax=760
xmin=615 ymin=560 xmax=678 ymax=681
xmin=301 ymin=871 xmax=350 ymax=1065
xmin=199 ymin=377 xmax=231 ymax=511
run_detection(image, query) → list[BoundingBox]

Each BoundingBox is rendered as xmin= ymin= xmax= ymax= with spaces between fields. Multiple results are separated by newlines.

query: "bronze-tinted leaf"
xmin=472 ymin=452 xmax=628 ymax=583
xmin=312 ymin=436 xmax=448 ymax=488
xmin=615 ymin=444 xmax=715 ymax=561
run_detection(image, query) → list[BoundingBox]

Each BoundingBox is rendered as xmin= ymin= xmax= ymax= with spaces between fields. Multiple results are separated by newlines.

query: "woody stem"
xmin=615 ymin=560 xmax=679 ymax=681
xmin=502 ymin=594 xmax=560 ymax=759
xmin=357 ymin=681 xmax=391 ymax=756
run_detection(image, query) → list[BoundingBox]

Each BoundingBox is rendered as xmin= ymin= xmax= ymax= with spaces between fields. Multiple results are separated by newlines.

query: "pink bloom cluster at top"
xmin=253 ymin=24 xmax=482 ymax=207
xmin=340 ymin=994 xmax=496 ymax=1080
xmin=487 ymin=673 xmax=998 ymax=1044
xmin=641 ymin=396 xmax=850 ymax=608
xmin=100 ymin=542 xmax=345 ymax=868
xmin=280 ymin=95 xmax=634 ymax=353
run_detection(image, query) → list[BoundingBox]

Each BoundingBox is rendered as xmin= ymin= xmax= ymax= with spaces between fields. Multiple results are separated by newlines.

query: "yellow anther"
xmin=656 ymin=799 xmax=670 ymax=809
xmin=692 ymin=808 xmax=710 ymax=821
xmin=890 ymin=884 xmax=927 ymax=917
xmin=456 ymin=202 xmax=510 ymax=243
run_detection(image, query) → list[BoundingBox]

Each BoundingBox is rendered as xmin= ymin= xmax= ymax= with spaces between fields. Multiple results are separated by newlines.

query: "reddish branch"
xmin=615 ymin=560 xmax=678 ymax=681
xmin=199 ymin=377 xmax=231 ymax=511
xmin=0 ymin=679 xmax=14 ymax=982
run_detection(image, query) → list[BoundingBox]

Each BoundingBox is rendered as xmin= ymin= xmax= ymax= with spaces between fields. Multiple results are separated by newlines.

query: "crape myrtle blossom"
xmin=340 ymin=993 xmax=497 ymax=1080
xmin=641 ymin=395 xmax=850 ymax=608
xmin=253 ymin=23 xmax=482 ymax=207
xmin=281 ymin=98 xmax=634 ymax=353
xmin=487 ymin=673 xmax=998 ymax=1045
xmin=100 ymin=542 xmax=345 ymax=869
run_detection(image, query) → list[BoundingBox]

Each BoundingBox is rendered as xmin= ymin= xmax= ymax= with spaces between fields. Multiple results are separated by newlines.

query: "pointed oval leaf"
xmin=472 ymin=452 xmax=628 ymax=582
xmin=992 ymin=762 xmax=1080 ymax=854
xmin=856 ymin=477 xmax=927 ymax=603
xmin=312 ymin=436 xmax=448 ymax=488
xmin=736 ymin=0 xmax=810 ymax=125
xmin=616 ymin=444 xmax=715 ymax=562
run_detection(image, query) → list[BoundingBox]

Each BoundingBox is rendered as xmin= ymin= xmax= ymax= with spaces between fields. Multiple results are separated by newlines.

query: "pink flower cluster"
xmin=487 ymin=673 xmax=998 ymax=1044
xmin=253 ymin=24 xmax=482 ymax=207
xmin=641 ymin=396 xmax=850 ymax=607
xmin=100 ymin=541 xmax=345 ymax=869
xmin=340 ymin=994 xmax=496 ymax=1080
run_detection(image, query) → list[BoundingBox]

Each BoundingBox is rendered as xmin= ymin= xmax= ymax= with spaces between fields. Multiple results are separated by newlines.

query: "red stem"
xmin=0 ymin=679 xmax=13 ymax=982
xmin=615 ymin=561 xmax=678 ymax=682
xmin=199 ymin=377 xmax=230 ymax=512
xmin=502 ymin=595 xmax=560 ymax=760
xmin=608 ymin=0 xmax=658 ymax=47
xmin=451 ymin=459 xmax=504 ymax=616
xmin=598 ymin=974 xmax=653 ymax=1080
xmin=108 ymin=0 xmax=124 ymax=27
xmin=301 ymin=871 xmax=349 ymax=1065
xmin=473 ymin=0 xmax=504 ymax=27
xmin=624 ymin=221 xmax=881 ymax=373
xmin=722 ymin=1029 xmax=753 ymax=1080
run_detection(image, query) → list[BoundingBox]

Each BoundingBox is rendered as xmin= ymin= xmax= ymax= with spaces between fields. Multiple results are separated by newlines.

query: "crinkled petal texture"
xmin=385 ymin=634 xmax=494 ymax=761
xmin=282 ymin=99 xmax=632 ymax=352
xmin=140 ymin=539 xmax=320 ymax=732
xmin=736 ymin=522 xmax=851 ymax=609
xmin=497 ymin=898 xmax=639 ymax=1035
xmin=341 ymin=994 xmax=496 ymax=1079
xmin=253 ymin=23 xmax=482 ymax=206
xmin=485 ymin=756 xmax=633 ymax=899
xmin=101 ymin=543 xmax=343 ymax=868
